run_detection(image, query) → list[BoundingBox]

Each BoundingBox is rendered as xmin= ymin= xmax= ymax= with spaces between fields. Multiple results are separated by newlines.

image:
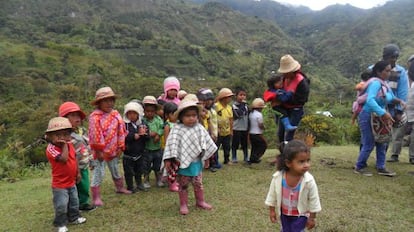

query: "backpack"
xmin=351 ymin=77 xmax=388 ymax=115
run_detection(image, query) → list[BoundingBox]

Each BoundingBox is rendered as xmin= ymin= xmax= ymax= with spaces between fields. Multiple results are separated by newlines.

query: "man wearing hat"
xmin=275 ymin=55 xmax=310 ymax=143
xmin=380 ymin=44 xmax=409 ymax=163
xmin=405 ymin=55 xmax=414 ymax=165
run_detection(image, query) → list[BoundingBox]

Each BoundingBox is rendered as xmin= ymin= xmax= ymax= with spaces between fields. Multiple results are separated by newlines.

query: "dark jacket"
xmin=124 ymin=122 xmax=149 ymax=158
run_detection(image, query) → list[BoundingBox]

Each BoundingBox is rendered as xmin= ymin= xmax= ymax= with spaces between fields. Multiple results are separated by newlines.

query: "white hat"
xmin=251 ymin=98 xmax=266 ymax=109
xmin=123 ymin=102 xmax=144 ymax=123
xmin=277 ymin=55 xmax=301 ymax=74
xmin=174 ymin=99 xmax=202 ymax=118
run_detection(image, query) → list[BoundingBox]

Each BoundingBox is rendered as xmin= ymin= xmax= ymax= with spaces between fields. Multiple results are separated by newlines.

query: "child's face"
xmin=204 ymin=99 xmax=214 ymax=109
xmin=144 ymin=105 xmax=157 ymax=120
xmin=274 ymin=80 xmax=283 ymax=89
xmin=126 ymin=111 xmax=139 ymax=122
xmin=166 ymin=89 xmax=178 ymax=99
xmin=167 ymin=112 xmax=177 ymax=122
xmin=98 ymin=97 xmax=115 ymax=113
xmin=236 ymin=91 xmax=247 ymax=103
xmin=47 ymin=129 xmax=71 ymax=147
xmin=180 ymin=109 xmax=198 ymax=127
xmin=221 ymin=96 xmax=232 ymax=105
xmin=66 ymin=112 xmax=81 ymax=128
xmin=286 ymin=151 xmax=311 ymax=176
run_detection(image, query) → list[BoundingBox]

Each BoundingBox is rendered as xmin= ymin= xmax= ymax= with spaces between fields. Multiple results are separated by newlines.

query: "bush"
xmin=298 ymin=114 xmax=342 ymax=145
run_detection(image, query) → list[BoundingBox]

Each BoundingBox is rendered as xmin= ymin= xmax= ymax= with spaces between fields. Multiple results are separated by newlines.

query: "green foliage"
xmin=299 ymin=114 xmax=342 ymax=145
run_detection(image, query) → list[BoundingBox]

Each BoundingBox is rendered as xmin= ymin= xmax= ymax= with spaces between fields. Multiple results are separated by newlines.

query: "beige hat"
xmin=251 ymin=98 xmax=266 ymax=109
xmin=277 ymin=55 xmax=301 ymax=74
xmin=183 ymin=93 xmax=199 ymax=103
xmin=91 ymin=87 xmax=117 ymax=105
xmin=142 ymin=96 xmax=158 ymax=105
xmin=123 ymin=101 xmax=144 ymax=123
xmin=215 ymin=88 xmax=234 ymax=101
xmin=174 ymin=99 xmax=203 ymax=118
xmin=178 ymin=90 xmax=188 ymax=100
xmin=45 ymin=117 xmax=73 ymax=133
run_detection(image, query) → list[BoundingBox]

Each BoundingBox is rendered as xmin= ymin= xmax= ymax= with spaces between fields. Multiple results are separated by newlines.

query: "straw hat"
xmin=174 ymin=99 xmax=202 ymax=118
xmin=45 ymin=117 xmax=73 ymax=133
xmin=178 ymin=90 xmax=188 ymax=100
xmin=142 ymin=96 xmax=158 ymax=105
xmin=59 ymin=102 xmax=86 ymax=120
xmin=215 ymin=88 xmax=234 ymax=101
xmin=182 ymin=93 xmax=199 ymax=103
xmin=277 ymin=55 xmax=301 ymax=74
xmin=123 ymin=101 xmax=144 ymax=123
xmin=91 ymin=87 xmax=117 ymax=105
xmin=251 ymin=98 xmax=266 ymax=109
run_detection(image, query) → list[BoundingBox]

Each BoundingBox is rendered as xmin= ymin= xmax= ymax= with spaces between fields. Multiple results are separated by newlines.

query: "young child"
xmin=58 ymin=102 xmax=96 ymax=212
xmin=45 ymin=117 xmax=86 ymax=232
xmin=163 ymin=98 xmax=218 ymax=215
xmin=158 ymin=76 xmax=181 ymax=105
xmin=351 ymin=69 xmax=372 ymax=125
xmin=248 ymin=98 xmax=267 ymax=164
xmin=231 ymin=87 xmax=249 ymax=163
xmin=214 ymin=88 xmax=234 ymax=165
xmin=265 ymin=140 xmax=321 ymax=232
xmin=142 ymin=96 xmax=165 ymax=188
xmin=162 ymin=102 xmax=179 ymax=192
xmin=123 ymin=101 xmax=149 ymax=193
xmin=178 ymin=90 xmax=188 ymax=101
xmin=263 ymin=73 xmax=297 ymax=131
xmin=88 ymin=87 xmax=131 ymax=207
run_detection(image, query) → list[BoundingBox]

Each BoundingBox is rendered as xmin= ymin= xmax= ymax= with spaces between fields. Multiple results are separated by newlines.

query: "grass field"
xmin=1 ymin=145 xmax=414 ymax=232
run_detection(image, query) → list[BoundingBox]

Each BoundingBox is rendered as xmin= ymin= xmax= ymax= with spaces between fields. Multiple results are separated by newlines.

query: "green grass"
xmin=1 ymin=145 xmax=414 ymax=231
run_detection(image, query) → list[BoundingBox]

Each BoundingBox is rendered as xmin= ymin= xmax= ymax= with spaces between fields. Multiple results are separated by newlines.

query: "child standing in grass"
xmin=89 ymin=87 xmax=131 ymax=207
xmin=59 ymin=102 xmax=96 ymax=212
xmin=231 ymin=87 xmax=249 ymax=163
xmin=248 ymin=98 xmax=267 ymax=164
xmin=45 ymin=117 xmax=86 ymax=232
xmin=214 ymin=88 xmax=234 ymax=165
xmin=163 ymin=98 xmax=217 ymax=215
xmin=265 ymin=140 xmax=321 ymax=232
xmin=162 ymin=102 xmax=179 ymax=192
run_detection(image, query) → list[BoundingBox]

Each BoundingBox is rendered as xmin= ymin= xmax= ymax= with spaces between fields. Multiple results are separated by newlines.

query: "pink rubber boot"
xmin=91 ymin=186 xmax=104 ymax=207
xmin=169 ymin=181 xmax=179 ymax=192
xmin=114 ymin=178 xmax=132 ymax=194
xmin=194 ymin=187 xmax=212 ymax=210
xmin=178 ymin=189 xmax=189 ymax=215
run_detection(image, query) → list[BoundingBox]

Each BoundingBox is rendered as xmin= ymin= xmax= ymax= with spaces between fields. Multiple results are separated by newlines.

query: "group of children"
xmin=45 ymin=75 xmax=321 ymax=231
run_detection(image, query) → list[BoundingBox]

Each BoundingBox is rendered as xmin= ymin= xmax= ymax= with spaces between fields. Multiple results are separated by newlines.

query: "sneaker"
xmin=70 ymin=217 xmax=86 ymax=225
xmin=231 ymin=160 xmax=238 ymax=163
xmin=57 ymin=226 xmax=68 ymax=232
xmin=143 ymin=182 xmax=151 ymax=189
xmin=79 ymin=204 xmax=97 ymax=212
xmin=386 ymin=156 xmax=399 ymax=162
xmin=353 ymin=168 xmax=373 ymax=177
xmin=377 ymin=168 xmax=396 ymax=177
xmin=209 ymin=167 xmax=217 ymax=172
xmin=136 ymin=184 xmax=147 ymax=191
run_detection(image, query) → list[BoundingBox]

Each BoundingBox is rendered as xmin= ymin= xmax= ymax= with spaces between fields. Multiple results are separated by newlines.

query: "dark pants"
xmin=52 ymin=186 xmax=80 ymax=227
xmin=280 ymin=214 xmax=307 ymax=232
xmin=142 ymin=149 xmax=162 ymax=175
xmin=249 ymin=134 xmax=267 ymax=162
xmin=277 ymin=107 xmax=304 ymax=142
xmin=216 ymin=135 xmax=231 ymax=164
xmin=231 ymin=130 xmax=248 ymax=161
xmin=123 ymin=156 xmax=144 ymax=190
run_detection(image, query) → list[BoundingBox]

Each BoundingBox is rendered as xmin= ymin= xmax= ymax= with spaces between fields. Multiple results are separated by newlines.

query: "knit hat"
xmin=45 ymin=117 xmax=73 ymax=133
xmin=59 ymin=102 xmax=86 ymax=120
xmin=164 ymin=76 xmax=180 ymax=93
xmin=91 ymin=87 xmax=117 ymax=105
xmin=123 ymin=101 xmax=144 ymax=123
xmin=215 ymin=88 xmax=234 ymax=101
xmin=278 ymin=54 xmax=301 ymax=74
xmin=382 ymin=44 xmax=400 ymax=59
xmin=251 ymin=98 xmax=266 ymax=109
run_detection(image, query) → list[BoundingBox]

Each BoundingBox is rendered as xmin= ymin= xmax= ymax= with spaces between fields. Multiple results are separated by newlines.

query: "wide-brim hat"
xmin=91 ymin=87 xmax=117 ymax=106
xmin=277 ymin=54 xmax=301 ymax=74
xmin=174 ymin=99 xmax=203 ymax=118
xmin=123 ymin=101 xmax=144 ymax=123
xmin=45 ymin=117 xmax=73 ymax=133
xmin=215 ymin=88 xmax=235 ymax=101
xmin=59 ymin=102 xmax=86 ymax=120
xmin=142 ymin=95 xmax=161 ymax=110
xmin=251 ymin=98 xmax=266 ymax=109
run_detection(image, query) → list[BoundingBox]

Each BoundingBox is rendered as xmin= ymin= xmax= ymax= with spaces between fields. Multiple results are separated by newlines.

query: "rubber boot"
xmin=194 ymin=187 xmax=212 ymax=210
xmin=113 ymin=178 xmax=132 ymax=194
xmin=281 ymin=117 xmax=297 ymax=132
xmin=91 ymin=186 xmax=103 ymax=207
xmin=143 ymin=175 xmax=151 ymax=189
xmin=169 ymin=180 xmax=179 ymax=192
xmin=178 ymin=189 xmax=189 ymax=215
xmin=155 ymin=172 xmax=165 ymax=187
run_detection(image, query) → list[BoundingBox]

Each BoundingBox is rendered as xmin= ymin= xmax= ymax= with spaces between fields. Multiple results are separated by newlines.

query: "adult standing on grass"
xmin=354 ymin=61 xmax=405 ymax=177
xmin=404 ymin=56 xmax=414 ymax=164
xmin=275 ymin=55 xmax=310 ymax=143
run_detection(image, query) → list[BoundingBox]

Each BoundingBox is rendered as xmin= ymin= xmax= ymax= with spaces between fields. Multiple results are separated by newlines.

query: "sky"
xmin=276 ymin=0 xmax=393 ymax=11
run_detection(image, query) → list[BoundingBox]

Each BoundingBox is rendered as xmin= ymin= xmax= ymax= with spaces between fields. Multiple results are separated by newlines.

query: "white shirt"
xmin=248 ymin=110 xmax=263 ymax=134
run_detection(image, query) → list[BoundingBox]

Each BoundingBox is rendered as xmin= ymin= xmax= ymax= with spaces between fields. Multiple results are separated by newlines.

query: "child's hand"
xmin=134 ymin=133 xmax=140 ymax=140
xmin=306 ymin=217 xmax=316 ymax=230
xmin=153 ymin=134 xmax=160 ymax=143
xmin=96 ymin=151 xmax=104 ymax=162
xmin=76 ymin=172 xmax=81 ymax=184
xmin=269 ymin=210 xmax=277 ymax=223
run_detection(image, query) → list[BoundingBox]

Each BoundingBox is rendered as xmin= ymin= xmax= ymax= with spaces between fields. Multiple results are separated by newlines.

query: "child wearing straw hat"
xmin=59 ymin=102 xmax=96 ymax=212
xmin=163 ymin=98 xmax=217 ymax=215
xmin=248 ymin=98 xmax=267 ymax=164
xmin=45 ymin=117 xmax=86 ymax=232
xmin=214 ymin=88 xmax=235 ymax=165
xmin=88 ymin=87 xmax=131 ymax=207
